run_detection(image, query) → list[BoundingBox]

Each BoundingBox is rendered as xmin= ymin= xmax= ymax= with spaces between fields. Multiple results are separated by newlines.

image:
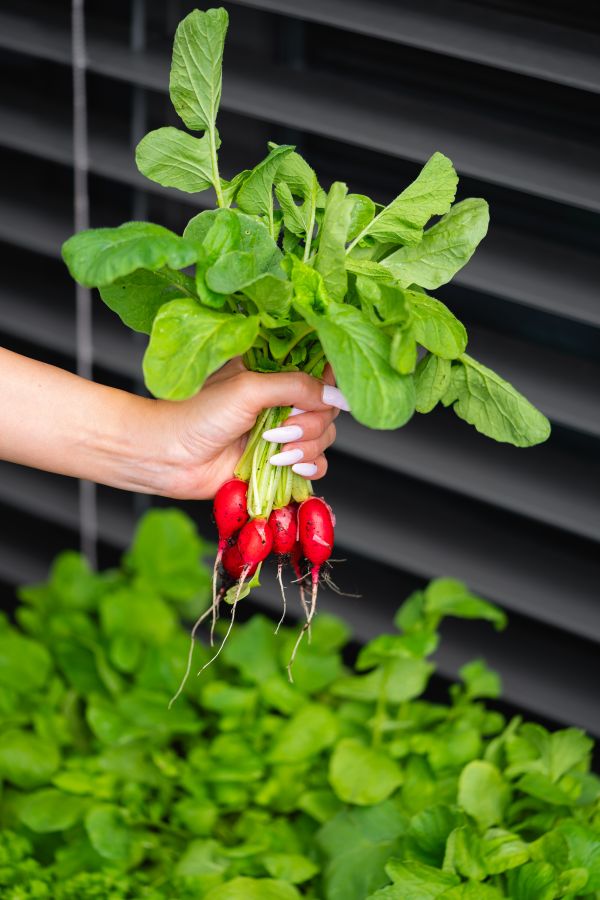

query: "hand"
xmin=157 ymin=358 xmax=348 ymax=500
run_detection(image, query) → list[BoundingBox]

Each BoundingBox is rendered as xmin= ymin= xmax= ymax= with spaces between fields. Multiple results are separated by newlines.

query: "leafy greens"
xmin=61 ymin=6 xmax=550 ymax=446
xmin=1 ymin=508 xmax=598 ymax=898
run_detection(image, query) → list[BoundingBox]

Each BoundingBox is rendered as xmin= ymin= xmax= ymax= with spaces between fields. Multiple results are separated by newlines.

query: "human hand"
xmin=155 ymin=358 xmax=348 ymax=500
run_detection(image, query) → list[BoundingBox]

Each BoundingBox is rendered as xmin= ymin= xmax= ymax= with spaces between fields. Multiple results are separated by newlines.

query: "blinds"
xmin=0 ymin=0 xmax=598 ymax=733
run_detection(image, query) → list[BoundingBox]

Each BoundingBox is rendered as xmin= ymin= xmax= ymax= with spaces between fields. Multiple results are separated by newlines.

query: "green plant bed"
xmin=0 ymin=509 xmax=598 ymax=899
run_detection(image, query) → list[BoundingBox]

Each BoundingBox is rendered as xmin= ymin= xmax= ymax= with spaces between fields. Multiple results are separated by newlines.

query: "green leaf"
xmin=99 ymin=584 xmax=176 ymax=644
xmin=237 ymin=145 xmax=296 ymax=221
xmin=378 ymin=859 xmax=459 ymax=898
xmin=0 ymin=729 xmax=60 ymax=789
xmin=408 ymin=806 xmax=460 ymax=868
xmin=276 ymin=182 xmax=309 ymax=236
xmin=175 ymin=838 xmax=229 ymax=878
xmin=207 ymin=249 xmax=284 ymax=294
xmin=127 ymin=507 xmax=211 ymax=601
xmin=441 ymin=884 xmax=503 ymax=900
xmin=62 ymin=222 xmax=197 ymax=288
xmin=315 ymin=181 xmax=352 ymax=302
xmin=507 ymin=862 xmax=558 ymax=900
xmin=0 ymin=630 xmax=52 ymax=692
xmin=449 ymin=354 xmax=551 ymax=447
xmin=381 ymin=198 xmax=489 ymax=289
xmin=99 ymin=268 xmax=194 ymax=334
xmin=169 ymin=8 xmax=228 ymax=133
xmin=458 ymin=761 xmax=508 ymax=828
xmin=516 ymin=772 xmax=574 ymax=806
xmin=425 ymin=579 xmax=507 ymax=630
xmin=459 ymin=659 xmax=502 ymax=701
xmin=332 ymin=657 xmax=433 ymax=704
xmin=204 ymin=878 xmax=301 ymax=900
xmin=480 ymin=828 xmax=529 ymax=875
xmin=222 ymin=615 xmax=280 ymax=683
xmin=143 ymin=299 xmax=259 ymax=399
xmin=136 ymin=126 xmax=215 ymax=192
xmin=17 ymin=788 xmax=87 ymax=833
xmin=347 ymin=194 xmax=376 ymax=242
xmin=329 ymin=738 xmax=403 ymax=805
xmin=357 ymin=152 xmax=457 ymax=246
xmin=390 ymin=327 xmax=417 ymax=374
xmin=408 ymin=292 xmax=467 ymax=359
xmin=270 ymin=704 xmax=339 ymax=763
xmin=317 ymin=801 xmax=406 ymax=900
xmin=414 ymin=354 xmax=451 ymax=414
xmin=443 ymin=826 xmax=487 ymax=881
xmin=555 ymin=822 xmax=600 ymax=890
xmin=221 ymin=169 xmax=252 ymax=205
xmin=292 ymin=265 xmax=415 ymax=429
xmin=263 ymin=853 xmax=320 ymax=884
xmin=85 ymin=804 xmax=143 ymax=865
xmin=244 ymin=274 xmax=293 ymax=325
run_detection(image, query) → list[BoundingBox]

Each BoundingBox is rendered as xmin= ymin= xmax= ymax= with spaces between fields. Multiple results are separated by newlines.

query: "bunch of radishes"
xmin=214 ymin=477 xmax=334 ymax=589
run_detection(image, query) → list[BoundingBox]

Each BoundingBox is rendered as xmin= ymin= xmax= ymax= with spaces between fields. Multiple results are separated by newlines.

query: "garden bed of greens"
xmin=1 ymin=509 xmax=599 ymax=899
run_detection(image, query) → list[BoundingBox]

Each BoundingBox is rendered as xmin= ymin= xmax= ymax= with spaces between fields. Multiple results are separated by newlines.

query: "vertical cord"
xmin=130 ymin=0 xmax=151 ymax=521
xmin=72 ymin=0 xmax=97 ymax=568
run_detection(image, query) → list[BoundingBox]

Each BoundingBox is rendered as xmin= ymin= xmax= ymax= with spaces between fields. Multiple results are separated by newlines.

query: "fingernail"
xmin=269 ymin=448 xmax=304 ymax=466
xmin=262 ymin=425 xmax=304 ymax=443
xmin=322 ymin=385 xmax=350 ymax=412
xmin=292 ymin=462 xmax=318 ymax=476
xmin=289 ymin=407 xmax=305 ymax=417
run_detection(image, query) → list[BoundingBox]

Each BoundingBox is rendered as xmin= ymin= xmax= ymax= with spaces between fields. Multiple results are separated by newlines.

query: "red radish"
xmin=269 ymin=504 xmax=299 ymax=632
xmin=213 ymin=478 xmax=249 ymax=550
xmin=298 ymin=497 xmax=335 ymax=576
xmin=237 ymin=517 xmax=273 ymax=569
xmin=288 ymin=497 xmax=336 ymax=681
xmin=222 ymin=542 xmax=258 ymax=581
xmin=268 ymin=504 xmax=298 ymax=556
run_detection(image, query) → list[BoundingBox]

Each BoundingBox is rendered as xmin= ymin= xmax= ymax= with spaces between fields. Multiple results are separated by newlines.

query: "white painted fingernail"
xmin=269 ymin=448 xmax=304 ymax=466
xmin=322 ymin=385 xmax=350 ymax=412
xmin=292 ymin=462 xmax=317 ymax=476
xmin=289 ymin=407 xmax=305 ymax=417
xmin=262 ymin=425 xmax=304 ymax=443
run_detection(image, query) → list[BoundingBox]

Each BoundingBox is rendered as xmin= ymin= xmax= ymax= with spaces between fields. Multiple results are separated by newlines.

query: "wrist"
xmin=82 ymin=391 xmax=186 ymax=497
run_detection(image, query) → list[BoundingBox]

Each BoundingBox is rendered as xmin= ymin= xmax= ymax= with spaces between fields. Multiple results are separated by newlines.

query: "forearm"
xmin=0 ymin=348 xmax=180 ymax=494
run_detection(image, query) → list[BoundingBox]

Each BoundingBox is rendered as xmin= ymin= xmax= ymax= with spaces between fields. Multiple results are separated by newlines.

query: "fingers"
xmin=237 ymin=370 xmax=350 ymax=417
xmin=292 ymin=454 xmax=328 ymax=480
xmin=268 ymin=422 xmax=336 ymax=469
xmin=262 ymin=409 xmax=337 ymax=446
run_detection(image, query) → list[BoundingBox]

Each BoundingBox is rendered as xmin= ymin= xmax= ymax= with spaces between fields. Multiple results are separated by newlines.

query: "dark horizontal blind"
xmin=0 ymin=0 xmax=598 ymax=732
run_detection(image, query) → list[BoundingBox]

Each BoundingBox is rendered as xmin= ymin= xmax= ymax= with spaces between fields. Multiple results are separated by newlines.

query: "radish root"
xmin=168 ymin=600 xmax=217 ymax=709
xmin=287 ymin=574 xmax=319 ymax=682
xmin=197 ymin=567 xmax=249 ymax=675
xmin=274 ymin=560 xmax=287 ymax=634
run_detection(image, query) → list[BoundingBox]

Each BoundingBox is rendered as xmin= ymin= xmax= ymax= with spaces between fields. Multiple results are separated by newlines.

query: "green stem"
xmin=305 ymin=349 xmax=325 ymax=375
xmin=210 ymin=128 xmax=224 ymax=208
xmin=236 ymin=407 xmax=296 ymax=518
xmin=303 ymin=188 xmax=317 ymax=262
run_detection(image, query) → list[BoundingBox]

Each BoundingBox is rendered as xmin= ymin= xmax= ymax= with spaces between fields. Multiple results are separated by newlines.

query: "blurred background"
xmin=0 ymin=0 xmax=598 ymax=734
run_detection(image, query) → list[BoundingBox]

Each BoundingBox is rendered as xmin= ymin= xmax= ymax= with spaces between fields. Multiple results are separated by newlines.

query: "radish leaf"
xmin=62 ymin=222 xmax=197 ymax=288
xmin=143 ymin=300 xmax=259 ymax=399
xmin=315 ymin=182 xmax=353 ymax=302
xmin=169 ymin=8 xmax=228 ymax=132
xmin=409 ymin=291 xmax=468 ymax=359
xmin=99 ymin=268 xmax=195 ymax=334
xmin=237 ymin=145 xmax=295 ymax=223
xmin=415 ymin=354 xmax=452 ymax=413
xmin=449 ymin=354 xmax=551 ymax=446
xmin=135 ymin=126 xmax=216 ymax=193
xmin=381 ymin=198 xmax=489 ymax=289
xmin=350 ymin=152 xmax=457 ymax=248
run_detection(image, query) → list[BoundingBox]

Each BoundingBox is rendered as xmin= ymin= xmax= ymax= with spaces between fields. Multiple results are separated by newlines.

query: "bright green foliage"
xmin=0 ymin=509 xmax=598 ymax=898
xmin=60 ymin=6 xmax=549 ymax=446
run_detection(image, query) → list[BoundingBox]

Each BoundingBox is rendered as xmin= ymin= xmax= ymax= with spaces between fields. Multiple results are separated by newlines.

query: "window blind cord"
xmin=72 ymin=0 xmax=97 ymax=568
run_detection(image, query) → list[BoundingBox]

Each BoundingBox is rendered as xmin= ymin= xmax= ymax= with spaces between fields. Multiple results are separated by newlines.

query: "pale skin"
xmin=0 ymin=348 xmax=344 ymax=499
